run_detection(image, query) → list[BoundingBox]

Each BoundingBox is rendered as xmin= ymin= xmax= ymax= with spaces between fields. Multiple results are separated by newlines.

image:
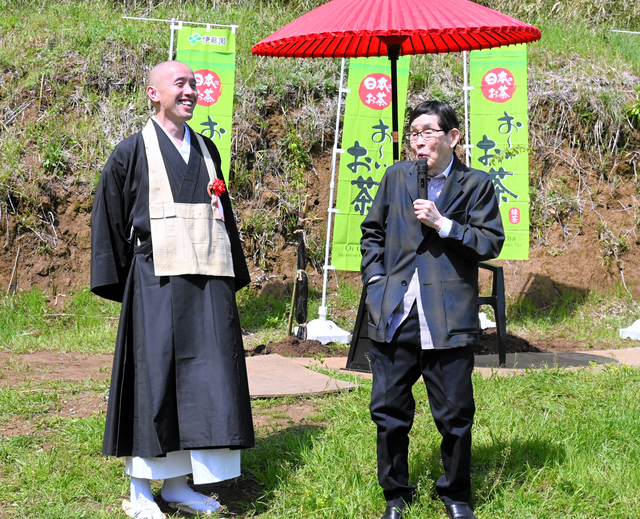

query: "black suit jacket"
xmin=360 ymin=155 xmax=505 ymax=347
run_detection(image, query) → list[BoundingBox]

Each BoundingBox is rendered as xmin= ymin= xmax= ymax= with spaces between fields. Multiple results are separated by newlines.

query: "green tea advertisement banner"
xmin=470 ymin=44 xmax=529 ymax=260
xmin=176 ymin=27 xmax=237 ymax=180
xmin=331 ymin=56 xmax=410 ymax=271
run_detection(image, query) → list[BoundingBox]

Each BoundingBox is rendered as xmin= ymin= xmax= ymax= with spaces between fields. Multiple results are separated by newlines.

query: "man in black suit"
xmin=361 ymin=101 xmax=504 ymax=519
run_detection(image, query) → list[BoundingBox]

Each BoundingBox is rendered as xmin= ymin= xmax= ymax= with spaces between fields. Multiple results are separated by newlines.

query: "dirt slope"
xmin=1 ymin=138 xmax=639 ymax=308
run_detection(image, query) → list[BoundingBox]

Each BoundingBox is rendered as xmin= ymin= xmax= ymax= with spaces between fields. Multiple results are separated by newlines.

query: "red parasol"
xmin=251 ymin=0 xmax=541 ymax=346
xmin=252 ymin=0 xmax=541 ymax=160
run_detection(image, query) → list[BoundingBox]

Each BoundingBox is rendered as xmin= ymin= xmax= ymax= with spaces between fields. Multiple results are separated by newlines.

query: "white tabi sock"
xmin=130 ymin=476 xmax=155 ymax=504
xmin=161 ymin=475 xmax=221 ymax=512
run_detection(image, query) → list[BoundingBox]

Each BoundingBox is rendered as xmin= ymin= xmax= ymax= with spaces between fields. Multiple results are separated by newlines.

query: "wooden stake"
xmin=6 ymin=246 xmax=20 ymax=296
xmin=286 ymin=277 xmax=298 ymax=336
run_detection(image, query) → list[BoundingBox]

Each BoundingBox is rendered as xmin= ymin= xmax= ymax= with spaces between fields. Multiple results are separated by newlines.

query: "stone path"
xmin=246 ymin=348 xmax=640 ymax=397
xmin=245 ymin=354 xmax=356 ymax=397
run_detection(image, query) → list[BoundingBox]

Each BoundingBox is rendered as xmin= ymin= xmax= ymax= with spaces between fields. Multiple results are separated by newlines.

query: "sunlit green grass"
xmin=0 ymin=289 xmax=120 ymax=354
xmin=251 ymin=365 xmax=640 ymax=518
xmin=0 ymin=0 xmax=337 ymax=111
xmin=1 ymin=283 xmax=640 ymax=517
xmin=2 ymin=364 xmax=638 ymax=518
xmin=3 ymin=275 xmax=639 ymax=356
xmin=507 ymin=285 xmax=640 ymax=347
xmin=529 ymin=21 xmax=640 ymax=77
xmin=0 ymin=413 xmax=127 ymax=518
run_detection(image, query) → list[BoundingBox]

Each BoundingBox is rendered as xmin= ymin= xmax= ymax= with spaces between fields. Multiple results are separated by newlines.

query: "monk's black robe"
xmin=91 ymin=121 xmax=254 ymax=458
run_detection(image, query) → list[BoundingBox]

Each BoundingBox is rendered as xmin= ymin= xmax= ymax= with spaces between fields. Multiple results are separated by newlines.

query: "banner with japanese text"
xmin=176 ymin=26 xmax=236 ymax=180
xmin=470 ymin=44 xmax=529 ymax=260
xmin=331 ymin=56 xmax=411 ymax=271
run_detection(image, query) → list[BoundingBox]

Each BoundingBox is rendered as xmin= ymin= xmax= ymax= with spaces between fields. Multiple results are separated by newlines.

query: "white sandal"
xmin=166 ymin=493 xmax=221 ymax=516
xmin=122 ymin=496 xmax=166 ymax=519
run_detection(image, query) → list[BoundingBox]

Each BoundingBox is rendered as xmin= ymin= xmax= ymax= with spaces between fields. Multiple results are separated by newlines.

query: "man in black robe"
xmin=91 ymin=61 xmax=254 ymax=518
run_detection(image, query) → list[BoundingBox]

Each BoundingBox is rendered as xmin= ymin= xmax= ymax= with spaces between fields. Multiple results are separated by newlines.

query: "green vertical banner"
xmin=331 ymin=56 xmax=411 ymax=271
xmin=470 ymin=44 xmax=530 ymax=260
xmin=176 ymin=26 xmax=237 ymax=180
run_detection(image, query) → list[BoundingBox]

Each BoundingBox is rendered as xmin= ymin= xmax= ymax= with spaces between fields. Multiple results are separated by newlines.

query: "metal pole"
xmin=389 ymin=49 xmax=400 ymax=162
xmin=379 ymin=36 xmax=407 ymax=163
xmin=169 ymin=18 xmax=176 ymax=60
xmin=462 ymin=51 xmax=474 ymax=167
xmin=122 ymin=15 xmax=238 ymax=31
xmin=463 ymin=51 xmax=470 ymax=166
xmin=319 ymin=57 xmax=348 ymax=318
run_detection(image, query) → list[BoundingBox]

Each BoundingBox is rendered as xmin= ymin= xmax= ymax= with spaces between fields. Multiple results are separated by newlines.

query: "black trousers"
xmin=369 ymin=304 xmax=475 ymax=507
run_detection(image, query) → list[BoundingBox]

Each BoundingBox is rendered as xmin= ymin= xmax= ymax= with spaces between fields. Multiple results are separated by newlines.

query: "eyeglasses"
xmin=408 ymin=128 xmax=446 ymax=141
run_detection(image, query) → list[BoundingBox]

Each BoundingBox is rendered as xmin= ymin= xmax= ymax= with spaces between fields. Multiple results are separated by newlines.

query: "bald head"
xmin=148 ymin=61 xmax=193 ymax=88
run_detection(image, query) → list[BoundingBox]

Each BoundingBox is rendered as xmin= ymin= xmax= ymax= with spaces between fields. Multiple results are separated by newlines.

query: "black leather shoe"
xmin=380 ymin=505 xmax=404 ymax=519
xmin=445 ymin=503 xmax=477 ymax=519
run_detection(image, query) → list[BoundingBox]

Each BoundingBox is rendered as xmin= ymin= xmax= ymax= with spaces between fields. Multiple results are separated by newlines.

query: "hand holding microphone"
xmin=414 ymin=158 xmax=444 ymax=230
xmin=417 ymin=158 xmax=428 ymax=200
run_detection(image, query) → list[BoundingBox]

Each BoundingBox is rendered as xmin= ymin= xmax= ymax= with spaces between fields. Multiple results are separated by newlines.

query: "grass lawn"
xmin=2 ymin=289 xmax=640 ymax=517
xmin=1 ymin=361 xmax=639 ymax=518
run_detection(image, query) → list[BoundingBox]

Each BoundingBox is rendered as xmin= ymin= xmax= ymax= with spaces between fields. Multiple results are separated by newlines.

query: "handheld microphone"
xmin=417 ymin=158 xmax=429 ymax=199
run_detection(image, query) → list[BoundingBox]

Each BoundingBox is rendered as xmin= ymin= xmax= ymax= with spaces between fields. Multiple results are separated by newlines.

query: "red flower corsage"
xmin=208 ymin=178 xmax=226 ymax=198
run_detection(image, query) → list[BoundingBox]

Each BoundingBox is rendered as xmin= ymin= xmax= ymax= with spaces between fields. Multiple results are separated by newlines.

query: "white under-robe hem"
xmin=125 ymin=449 xmax=241 ymax=485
